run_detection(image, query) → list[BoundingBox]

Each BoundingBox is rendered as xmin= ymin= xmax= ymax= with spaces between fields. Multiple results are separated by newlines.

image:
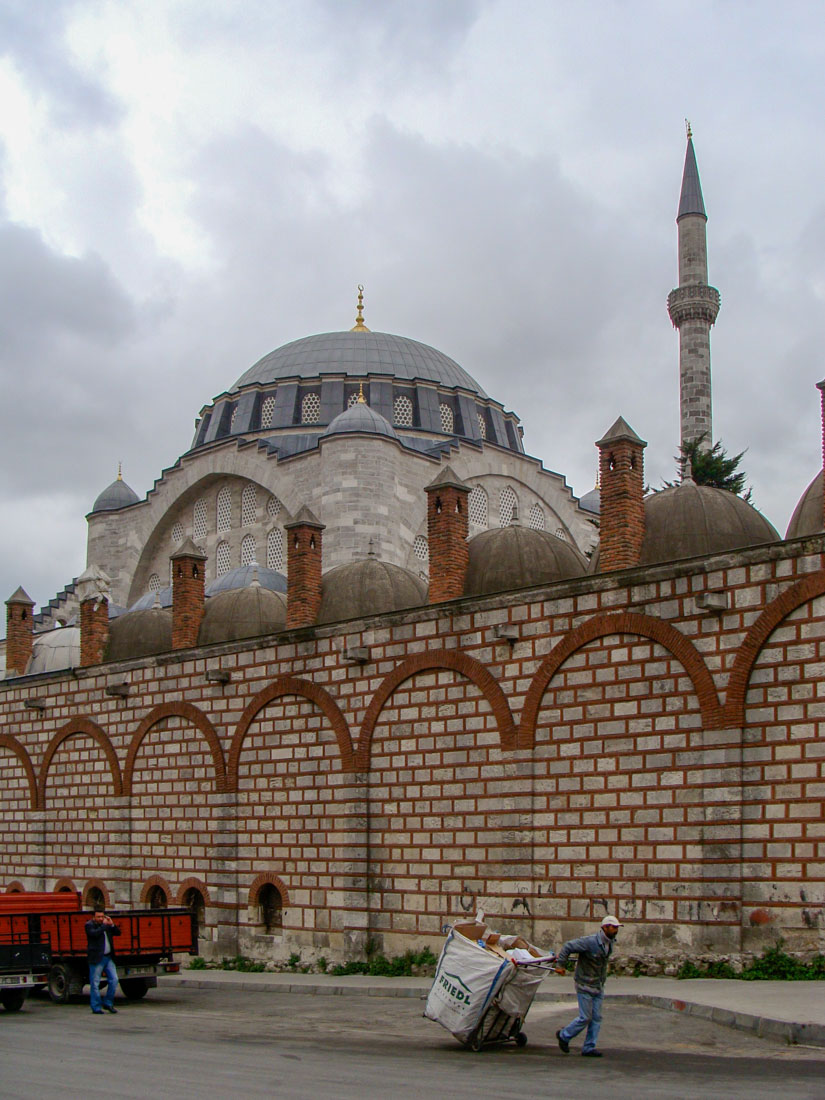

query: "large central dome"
xmin=231 ymin=330 xmax=488 ymax=398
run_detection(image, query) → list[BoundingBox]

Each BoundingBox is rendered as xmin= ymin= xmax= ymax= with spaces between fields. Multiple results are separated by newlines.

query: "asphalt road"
xmin=2 ymin=987 xmax=823 ymax=1100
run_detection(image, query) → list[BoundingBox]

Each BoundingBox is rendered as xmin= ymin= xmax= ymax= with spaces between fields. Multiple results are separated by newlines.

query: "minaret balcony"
xmin=667 ymin=284 xmax=721 ymax=327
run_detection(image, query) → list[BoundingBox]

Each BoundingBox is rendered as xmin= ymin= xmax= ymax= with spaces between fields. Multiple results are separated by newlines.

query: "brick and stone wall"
xmin=1 ymin=536 xmax=824 ymax=965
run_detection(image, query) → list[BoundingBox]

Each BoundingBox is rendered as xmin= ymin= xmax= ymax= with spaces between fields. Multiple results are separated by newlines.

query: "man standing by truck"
xmin=85 ymin=908 xmax=121 ymax=1014
xmin=553 ymin=914 xmax=622 ymax=1057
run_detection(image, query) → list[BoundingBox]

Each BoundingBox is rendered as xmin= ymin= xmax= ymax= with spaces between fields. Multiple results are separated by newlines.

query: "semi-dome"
xmin=639 ymin=481 xmax=778 ymax=565
xmin=786 ymin=471 xmax=822 ymax=539
xmin=199 ymin=584 xmax=287 ymax=645
xmin=106 ymin=606 xmax=172 ymax=661
xmin=464 ymin=525 xmax=588 ymax=597
xmin=92 ymin=472 xmax=140 ymax=513
xmin=232 ymin=331 xmax=487 ymax=398
xmin=318 ymin=557 xmax=427 ymax=624
xmin=323 ymin=401 xmax=399 ymax=440
xmin=26 ymin=626 xmax=81 ymax=675
xmin=205 ymin=564 xmax=287 ymax=596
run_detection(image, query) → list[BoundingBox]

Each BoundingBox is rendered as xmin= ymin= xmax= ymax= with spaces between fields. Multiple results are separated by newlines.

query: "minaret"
xmin=667 ymin=124 xmax=720 ymax=452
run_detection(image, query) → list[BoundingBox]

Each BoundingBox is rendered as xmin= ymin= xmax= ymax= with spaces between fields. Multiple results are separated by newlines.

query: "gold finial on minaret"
xmin=685 ymin=118 xmax=692 ymax=141
xmin=117 ymin=462 xmax=123 ymax=481
xmin=350 ymin=284 xmax=370 ymax=332
xmin=357 ymin=381 xmax=366 ymax=403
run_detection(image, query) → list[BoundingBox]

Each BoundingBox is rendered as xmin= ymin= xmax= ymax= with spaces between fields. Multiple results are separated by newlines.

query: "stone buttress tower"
xmin=667 ymin=127 xmax=720 ymax=452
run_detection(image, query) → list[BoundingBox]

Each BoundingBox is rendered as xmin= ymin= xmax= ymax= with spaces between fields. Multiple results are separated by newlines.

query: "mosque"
xmin=1 ymin=135 xmax=823 ymax=969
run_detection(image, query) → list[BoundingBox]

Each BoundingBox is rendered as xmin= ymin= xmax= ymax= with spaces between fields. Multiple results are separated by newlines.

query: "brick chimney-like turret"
xmin=425 ymin=465 xmax=471 ymax=603
xmin=596 ymin=416 xmax=647 ymax=572
xmin=5 ymin=586 xmax=35 ymax=676
xmin=285 ymin=506 xmax=325 ymax=629
xmin=817 ymin=379 xmax=825 ymax=532
xmin=77 ymin=564 xmax=112 ymax=667
xmin=171 ymin=538 xmax=208 ymax=649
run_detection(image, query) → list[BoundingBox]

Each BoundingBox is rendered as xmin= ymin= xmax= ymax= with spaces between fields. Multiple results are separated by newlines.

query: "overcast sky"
xmin=2 ymin=0 xmax=824 ymax=614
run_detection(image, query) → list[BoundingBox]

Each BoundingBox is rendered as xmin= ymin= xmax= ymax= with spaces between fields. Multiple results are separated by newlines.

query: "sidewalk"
xmin=165 ymin=970 xmax=825 ymax=1048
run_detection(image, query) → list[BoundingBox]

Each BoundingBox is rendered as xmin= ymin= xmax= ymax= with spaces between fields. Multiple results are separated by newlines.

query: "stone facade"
xmin=2 ymin=535 xmax=824 ymax=965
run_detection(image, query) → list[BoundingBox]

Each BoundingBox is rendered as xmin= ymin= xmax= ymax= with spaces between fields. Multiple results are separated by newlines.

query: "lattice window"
xmin=500 ymin=486 xmax=517 ymax=527
xmin=347 ymin=391 xmax=360 ymax=408
xmin=477 ymin=411 xmax=487 ymax=439
xmin=217 ymin=487 xmax=232 ymax=532
xmin=528 ymin=504 xmax=545 ymax=531
xmin=229 ymin=406 xmax=238 ymax=431
xmin=555 ymin=528 xmax=567 ymax=541
xmin=439 ymin=403 xmax=454 ymax=433
xmin=171 ymin=522 xmax=183 ymax=544
xmin=261 ymin=396 xmax=276 ymax=428
xmin=148 ymin=574 xmax=161 ymax=592
xmin=468 ymin=486 xmax=488 ymax=528
xmin=393 ymin=394 xmax=413 ymax=426
xmin=267 ymin=527 xmax=284 ymax=571
xmin=216 ymin=541 xmax=231 ymax=575
xmin=193 ymin=499 xmax=207 ymax=542
xmin=267 ymin=495 xmax=282 ymax=519
xmin=301 ymin=392 xmax=320 ymax=424
xmin=413 ymin=535 xmax=429 ymax=561
xmin=241 ymin=534 xmax=256 ymax=565
xmin=241 ymin=484 xmax=257 ymax=526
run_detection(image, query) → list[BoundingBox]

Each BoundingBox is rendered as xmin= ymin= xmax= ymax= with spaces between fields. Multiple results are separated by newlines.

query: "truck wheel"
xmin=120 ymin=978 xmax=149 ymax=1000
xmin=1 ymin=990 xmax=26 ymax=1012
xmin=48 ymin=963 xmax=72 ymax=1004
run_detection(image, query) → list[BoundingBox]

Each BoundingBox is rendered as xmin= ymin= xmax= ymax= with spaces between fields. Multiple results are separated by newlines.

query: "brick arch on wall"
xmin=0 ymin=734 xmax=37 ymax=809
xmin=5 ymin=881 xmax=25 ymax=893
xmin=518 ymin=611 xmax=723 ymax=749
xmin=83 ymin=878 xmax=112 ymax=909
xmin=227 ymin=677 xmax=355 ymax=783
xmin=176 ymin=876 xmax=211 ymax=906
xmin=248 ymin=872 xmax=290 ymax=907
xmin=38 ymin=718 xmax=122 ymax=809
xmin=724 ymin=570 xmax=825 ymax=728
xmin=355 ymin=649 xmax=517 ymax=768
xmin=123 ymin=702 xmax=227 ymax=795
xmin=53 ymin=877 xmax=78 ymax=894
xmin=140 ymin=874 xmax=173 ymax=905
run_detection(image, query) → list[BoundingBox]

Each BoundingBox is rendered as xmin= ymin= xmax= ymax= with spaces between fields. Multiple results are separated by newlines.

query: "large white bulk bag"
xmin=424 ymin=926 xmax=514 ymax=1041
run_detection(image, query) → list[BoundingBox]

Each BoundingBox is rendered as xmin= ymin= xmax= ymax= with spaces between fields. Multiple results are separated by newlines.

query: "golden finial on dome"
xmin=357 ymin=381 xmax=366 ymax=403
xmin=117 ymin=461 xmax=123 ymax=481
xmin=685 ymin=118 xmax=692 ymax=141
xmin=350 ymin=284 xmax=370 ymax=332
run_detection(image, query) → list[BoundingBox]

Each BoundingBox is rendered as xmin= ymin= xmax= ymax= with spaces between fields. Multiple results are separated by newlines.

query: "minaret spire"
xmin=667 ymin=127 xmax=720 ymax=452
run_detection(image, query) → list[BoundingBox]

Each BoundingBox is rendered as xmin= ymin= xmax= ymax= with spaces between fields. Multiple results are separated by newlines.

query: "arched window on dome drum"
xmin=301 ymin=392 xmax=321 ymax=424
xmin=439 ymin=403 xmax=454 ymax=433
xmin=171 ymin=522 xmax=183 ymax=545
xmin=500 ymin=486 xmax=517 ymax=527
xmin=241 ymin=534 xmax=256 ymax=566
xmin=555 ymin=528 xmax=567 ymax=541
xmin=241 ymin=484 xmax=257 ymax=526
xmin=216 ymin=541 xmax=231 ymax=576
xmin=477 ymin=411 xmax=487 ymax=440
xmin=393 ymin=394 xmax=413 ymax=426
xmin=261 ymin=395 xmax=276 ymax=429
xmin=229 ymin=406 xmax=238 ymax=431
xmin=267 ymin=495 xmax=282 ymax=519
xmin=217 ymin=487 xmax=232 ymax=533
xmin=193 ymin=499 xmax=207 ymax=542
xmin=468 ymin=486 xmax=488 ymax=529
xmin=528 ymin=504 xmax=545 ymax=531
xmin=148 ymin=574 xmax=161 ymax=592
xmin=267 ymin=528 xmax=284 ymax=572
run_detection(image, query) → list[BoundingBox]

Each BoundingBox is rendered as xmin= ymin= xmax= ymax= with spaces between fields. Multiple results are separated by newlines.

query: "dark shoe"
xmin=104 ymin=1005 xmax=118 ymax=1013
xmin=92 ymin=1009 xmax=104 ymax=1014
xmin=582 ymin=1050 xmax=602 ymax=1057
xmin=556 ymin=1030 xmax=569 ymax=1053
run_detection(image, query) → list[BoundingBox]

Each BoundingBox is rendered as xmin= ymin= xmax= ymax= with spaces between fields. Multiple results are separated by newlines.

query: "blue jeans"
xmin=89 ymin=955 xmax=118 ymax=1011
xmin=560 ymin=989 xmax=603 ymax=1052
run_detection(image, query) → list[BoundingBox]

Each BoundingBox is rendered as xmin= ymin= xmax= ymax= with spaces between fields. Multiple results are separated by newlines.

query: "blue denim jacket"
xmin=556 ymin=930 xmax=612 ymax=994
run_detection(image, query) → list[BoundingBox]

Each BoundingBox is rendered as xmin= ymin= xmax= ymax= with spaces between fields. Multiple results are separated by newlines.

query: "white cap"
xmin=601 ymin=915 xmax=623 ymax=928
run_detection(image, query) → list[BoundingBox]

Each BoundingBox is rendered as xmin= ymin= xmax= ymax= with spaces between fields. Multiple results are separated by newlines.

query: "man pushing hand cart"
xmin=424 ymin=912 xmax=556 ymax=1052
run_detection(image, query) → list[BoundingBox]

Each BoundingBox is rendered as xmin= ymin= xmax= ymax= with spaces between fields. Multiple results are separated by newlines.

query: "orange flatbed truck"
xmin=0 ymin=892 xmax=198 ymax=1004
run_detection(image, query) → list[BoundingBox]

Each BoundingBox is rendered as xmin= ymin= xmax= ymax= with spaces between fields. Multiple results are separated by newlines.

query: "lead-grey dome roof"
xmin=199 ymin=585 xmax=287 ymax=645
xmin=205 ymin=564 xmax=287 ymax=595
xmin=92 ymin=475 xmax=140 ymax=513
xmin=106 ymin=607 xmax=172 ymax=661
xmin=786 ymin=471 xmax=822 ymax=539
xmin=232 ymin=331 xmax=487 ymax=398
xmin=26 ymin=626 xmax=81 ymax=675
xmin=318 ymin=557 xmax=427 ymax=624
xmin=464 ymin=525 xmax=588 ymax=597
xmin=323 ymin=402 xmax=399 ymax=440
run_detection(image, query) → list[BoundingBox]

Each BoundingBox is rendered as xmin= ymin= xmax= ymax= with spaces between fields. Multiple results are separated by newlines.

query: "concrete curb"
xmin=163 ymin=974 xmax=825 ymax=1048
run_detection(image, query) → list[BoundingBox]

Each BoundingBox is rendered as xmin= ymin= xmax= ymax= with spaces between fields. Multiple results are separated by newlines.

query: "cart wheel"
xmin=48 ymin=963 xmax=71 ymax=1005
xmin=1 ymin=990 xmax=26 ymax=1012
xmin=515 ymin=1031 xmax=528 ymax=1047
xmin=470 ymin=1033 xmax=483 ymax=1052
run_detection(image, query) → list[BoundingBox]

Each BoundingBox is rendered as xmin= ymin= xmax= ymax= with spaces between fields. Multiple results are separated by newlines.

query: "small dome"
xmin=128 ymin=586 xmax=173 ymax=612
xmin=318 ymin=558 xmax=427 ymax=624
xmin=92 ymin=475 xmax=140 ymax=513
xmin=579 ymin=486 xmax=601 ymax=516
xmin=786 ymin=471 xmax=822 ymax=539
xmin=199 ymin=585 xmax=287 ymax=645
xmin=464 ymin=525 xmax=587 ymax=597
xmin=205 ymin=564 xmax=287 ymax=596
xmin=26 ymin=626 xmax=81 ymax=675
xmin=106 ymin=607 xmax=172 ymax=661
xmin=323 ymin=401 xmax=399 ymax=440
xmin=639 ymin=481 xmax=778 ymax=565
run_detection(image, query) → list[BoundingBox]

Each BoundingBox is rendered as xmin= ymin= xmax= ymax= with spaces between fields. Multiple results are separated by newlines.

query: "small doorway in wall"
xmin=147 ymin=885 xmax=168 ymax=910
xmin=258 ymin=883 xmax=283 ymax=933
